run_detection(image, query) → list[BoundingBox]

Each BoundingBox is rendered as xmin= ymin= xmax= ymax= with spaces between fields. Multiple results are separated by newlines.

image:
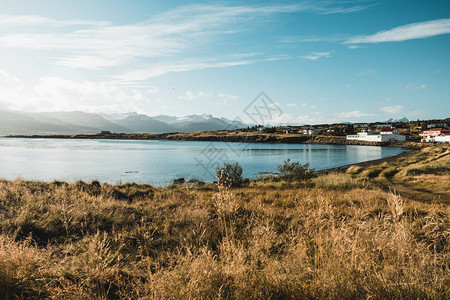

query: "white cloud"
xmin=177 ymin=90 xmax=236 ymax=101
xmin=286 ymin=103 xmax=297 ymax=107
xmin=379 ymin=105 xmax=404 ymax=114
xmin=0 ymin=70 xmax=148 ymax=113
xmin=300 ymin=51 xmax=331 ymax=60
xmin=178 ymin=91 xmax=200 ymax=101
xmin=406 ymin=83 xmax=427 ymax=90
xmin=346 ymin=19 xmax=450 ymax=44
xmin=337 ymin=111 xmax=375 ymax=118
xmin=217 ymin=93 xmax=238 ymax=100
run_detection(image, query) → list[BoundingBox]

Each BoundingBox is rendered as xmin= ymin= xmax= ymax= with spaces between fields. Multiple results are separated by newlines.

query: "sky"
xmin=0 ymin=0 xmax=449 ymax=125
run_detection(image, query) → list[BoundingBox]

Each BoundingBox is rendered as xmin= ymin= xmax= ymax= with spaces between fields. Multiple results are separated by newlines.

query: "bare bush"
xmin=216 ymin=162 xmax=243 ymax=188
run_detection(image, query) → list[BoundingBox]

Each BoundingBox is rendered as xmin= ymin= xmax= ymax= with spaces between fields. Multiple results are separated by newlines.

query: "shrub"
xmin=363 ymin=168 xmax=383 ymax=179
xmin=406 ymin=164 xmax=450 ymax=176
xmin=277 ymin=159 xmax=316 ymax=182
xmin=216 ymin=162 xmax=243 ymax=188
xmin=382 ymin=168 xmax=399 ymax=179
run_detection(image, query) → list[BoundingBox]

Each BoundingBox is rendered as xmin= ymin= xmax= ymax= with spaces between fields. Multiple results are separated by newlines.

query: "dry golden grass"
xmin=349 ymin=145 xmax=450 ymax=203
xmin=0 ymin=176 xmax=448 ymax=299
xmin=0 ymin=145 xmax=448 ymax=299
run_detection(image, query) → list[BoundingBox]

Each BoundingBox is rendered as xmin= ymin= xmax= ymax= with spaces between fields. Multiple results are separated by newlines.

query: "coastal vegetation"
xmin=0 ymin=145 xmax=448 ymax=299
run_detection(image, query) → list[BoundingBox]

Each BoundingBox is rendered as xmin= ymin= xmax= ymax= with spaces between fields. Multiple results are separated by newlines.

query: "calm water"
xmin=0 ymin=137 xmax=407 ymax=185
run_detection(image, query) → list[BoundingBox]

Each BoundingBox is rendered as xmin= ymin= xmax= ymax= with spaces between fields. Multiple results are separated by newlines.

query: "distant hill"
xmin=0 ymin=110 xmax=100 ymax=135
xmin=114 ymin=114 xmax=178 ymax=133
xmin=30 ymin=111 xmax=130 ymax=133
xmin=0 ymin=110 xmax=247 ymax=135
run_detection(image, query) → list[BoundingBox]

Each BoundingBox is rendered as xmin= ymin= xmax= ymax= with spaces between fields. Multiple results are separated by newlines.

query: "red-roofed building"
xmin=420 ymin=128 xmax=450 ymax=142
xmin=380 ymin=127 xmax=400 ymax=135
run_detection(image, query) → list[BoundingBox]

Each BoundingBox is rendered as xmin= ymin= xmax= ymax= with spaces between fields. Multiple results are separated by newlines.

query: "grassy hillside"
xmin=0 ymin=146 xmax=448 ymax=299
xmin=346 ymin=145 xmax=450 ymax=203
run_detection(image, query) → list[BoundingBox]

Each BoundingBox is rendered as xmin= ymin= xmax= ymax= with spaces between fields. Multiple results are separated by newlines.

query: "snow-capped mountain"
xmin=385 ymin=117 xmax=409 ymax=123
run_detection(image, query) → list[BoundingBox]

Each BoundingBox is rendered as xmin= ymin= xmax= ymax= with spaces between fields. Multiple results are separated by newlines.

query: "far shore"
xmin=6 ymin=131 xmax=422 ymax=148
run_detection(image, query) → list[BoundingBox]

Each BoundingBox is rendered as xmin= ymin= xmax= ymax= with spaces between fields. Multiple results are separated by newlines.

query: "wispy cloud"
xmin=379 ymin=105 xmax=404 ymax=114
xmin=176 ymin=90 xmax=238 ymax=103
xmin=113 ymin=56 xmax=288 ymax=83
xmin=0 ymin=14 xmax=110 ymax=27
xmin=0 ymin=2 xmax=370 ymax=72
xmin=408 ymin=109 xmax=426 ymax=116
xmin=345 ymin=19 xmax=450 ymax=44
xmin=177 ymin=91 xmax=212 ymax=101
xmin=300 ymin=51 xmax=331 ymax=60
xmin=406 ymin=83 xmax=427 ymax=90
xmin=337 ymin=110 xmax=376 ymax=118
xmin=217 ymin=93 xmax=238 ymax=100
xmin=279 ymin=34 xmax=349 ymax=44
xmin=357 ymin=68 xmax=375 ymax=76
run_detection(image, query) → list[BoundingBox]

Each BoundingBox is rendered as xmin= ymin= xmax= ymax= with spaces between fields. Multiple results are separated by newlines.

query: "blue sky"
xmin=0 ymin=0 xmax=449 ymax=124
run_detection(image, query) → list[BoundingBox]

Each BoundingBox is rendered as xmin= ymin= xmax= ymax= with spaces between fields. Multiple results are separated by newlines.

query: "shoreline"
xmin=0 ymin=149 xmax=414 ymax=186
xmin=5 ymin=132 xmax=421 ymax=148
xmin=317 ymin=148 xmax=417 ymax=174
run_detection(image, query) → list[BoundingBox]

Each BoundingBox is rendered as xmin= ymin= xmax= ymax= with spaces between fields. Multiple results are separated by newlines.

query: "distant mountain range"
xmin=384 ymin=117 xmax=409 ymax=123
xmin=0 ymin=110 xmax=247 ymax=135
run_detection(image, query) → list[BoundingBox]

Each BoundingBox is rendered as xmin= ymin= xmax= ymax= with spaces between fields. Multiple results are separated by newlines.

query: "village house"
xmin=427 ymin=122 xmax=447 ymax=129
xmin=420 ymin=128 xmax=450 ymax=142
xmin=380 ymin=127 xmax=400 ymax=135
xmin=353 ymin=123 xmax=369 ymax=128
xmin=303 ymin=129 xmax=318 ymax=135
xmin=280 ymin=126 xmax=297 ymax=134
xmin=375 ymin=123 xmax=392 ymax=128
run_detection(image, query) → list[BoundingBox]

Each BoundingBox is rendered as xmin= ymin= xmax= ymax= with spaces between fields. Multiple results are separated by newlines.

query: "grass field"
xmin=0 ymin=146 xmax=448 ymax=299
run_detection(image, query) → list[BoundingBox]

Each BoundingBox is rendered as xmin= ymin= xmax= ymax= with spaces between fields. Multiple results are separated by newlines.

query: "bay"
xmin=0 ymin=137 xmax=407 ymax=185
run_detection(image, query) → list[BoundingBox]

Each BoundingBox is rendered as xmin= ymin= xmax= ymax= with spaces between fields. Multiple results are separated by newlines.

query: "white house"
xmin=420 ymin=128 xmax=450 ymax=142
xmin=435 ymin=135 xmax=450 ymax=144
xmin=380 ymin=127 xmax=400 ymax=135
xmin=347 ymin=129 xmax=405 ymax=142
xmin=353 ymin=123 xmax=369 ymax=128
xmin=303 ymin=129 xmax=318 ymax=135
